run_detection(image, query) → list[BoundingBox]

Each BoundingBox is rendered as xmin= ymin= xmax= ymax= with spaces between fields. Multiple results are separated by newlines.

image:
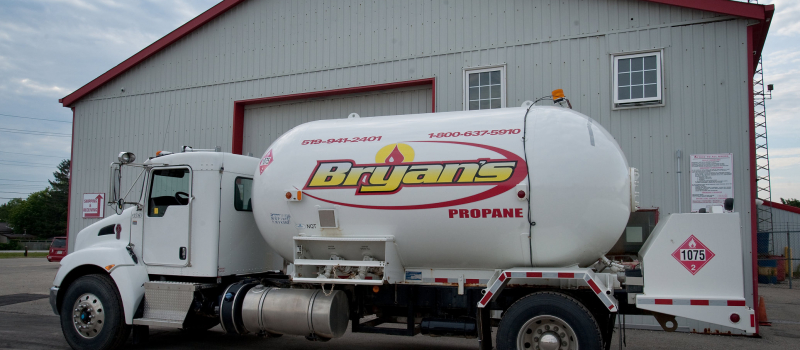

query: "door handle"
xmin=179 ymin=247 xmax=187 ymax=260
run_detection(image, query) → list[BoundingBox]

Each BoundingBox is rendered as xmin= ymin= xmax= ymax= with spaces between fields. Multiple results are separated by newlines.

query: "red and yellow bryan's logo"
xmin=302 ymin=141 xmax=527 ymax=210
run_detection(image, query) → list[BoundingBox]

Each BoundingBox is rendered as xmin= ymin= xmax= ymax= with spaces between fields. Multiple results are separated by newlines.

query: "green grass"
xmin=0 ymin=252 xmax=49 ymax=259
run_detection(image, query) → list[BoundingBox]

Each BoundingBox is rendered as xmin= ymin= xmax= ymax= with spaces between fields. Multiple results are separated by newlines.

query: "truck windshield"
xmin=148 ymin=168 xmax=191 ymax=217
xmin=234 ymin=177 xmax=253 ymax=212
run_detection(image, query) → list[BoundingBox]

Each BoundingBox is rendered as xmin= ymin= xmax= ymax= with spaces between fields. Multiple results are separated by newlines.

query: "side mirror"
xmin=109 ymin=164 xmax=122 ymax=206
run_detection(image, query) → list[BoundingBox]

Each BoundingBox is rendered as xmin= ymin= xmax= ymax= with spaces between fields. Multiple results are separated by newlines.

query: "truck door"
xmin=142 ymin=166 xmax=192 ymax=266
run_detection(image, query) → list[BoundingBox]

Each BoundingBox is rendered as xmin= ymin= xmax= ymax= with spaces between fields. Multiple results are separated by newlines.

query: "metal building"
xmin=59 ymin=0 xmax=774 ymax=333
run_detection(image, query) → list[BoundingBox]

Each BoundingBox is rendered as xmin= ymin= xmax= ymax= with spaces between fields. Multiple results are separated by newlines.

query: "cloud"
xmin=14 ymin=78 xmax=71 ymax=97
xmin=764 ymin=0 xmax=800 ymax=37
xmin=768 ymin=148 xmax=800 ymax=169
xmin=0 ymin=0 xmax=218 ymax=205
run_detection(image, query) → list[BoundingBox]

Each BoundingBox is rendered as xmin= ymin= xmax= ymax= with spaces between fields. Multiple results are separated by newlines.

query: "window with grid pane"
xmin=464 ymin=66 xmax=505 ymax=110
xmin=613 ymin=52 xmax=662 ymax=105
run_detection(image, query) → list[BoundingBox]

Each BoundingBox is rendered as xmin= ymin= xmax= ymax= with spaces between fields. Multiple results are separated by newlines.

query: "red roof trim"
xmin=763 ymin=200 xmax=800 ymax=216
xmin=59 ymin=0 xmax=246 ymax=107
xmin=59 ymin=0 xmax=773 ymax=108
xmin=642 ymin=1 xmax=773 ymax=72
xmin=641 ymin=0 xmax=768 ymax=20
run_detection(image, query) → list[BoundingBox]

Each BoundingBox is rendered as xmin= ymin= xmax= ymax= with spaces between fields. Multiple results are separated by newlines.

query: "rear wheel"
xmin=60 ymin=274 xmax=130 ymax=350
xmin=496 ymin=292 xmax=602 ymax=350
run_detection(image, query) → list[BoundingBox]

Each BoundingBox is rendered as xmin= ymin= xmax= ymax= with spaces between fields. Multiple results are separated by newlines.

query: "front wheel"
xmin=496 ymin=292 xmax=602 ymax=350
xmin=60 ymin=274 xmax=130 ymax=350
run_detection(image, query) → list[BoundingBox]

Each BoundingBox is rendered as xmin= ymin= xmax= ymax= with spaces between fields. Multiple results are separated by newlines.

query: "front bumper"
xmin=49 ymin=286 xmax=59 ymax=315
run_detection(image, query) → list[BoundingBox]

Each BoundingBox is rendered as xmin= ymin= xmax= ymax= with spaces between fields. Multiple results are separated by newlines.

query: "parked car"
xmin=47 ymin=237 xmax=67 ymax=262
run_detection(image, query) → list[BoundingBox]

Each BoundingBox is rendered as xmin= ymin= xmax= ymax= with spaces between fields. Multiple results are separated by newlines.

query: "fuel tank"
xmin=252 ymin=107 xmax=632 ymax=268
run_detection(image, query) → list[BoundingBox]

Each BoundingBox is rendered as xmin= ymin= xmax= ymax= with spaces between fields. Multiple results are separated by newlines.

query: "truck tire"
xmin=60 ymin=274 xmax=131 ymax=350
xmin=496 ymin=292 xmax=602 ymax=350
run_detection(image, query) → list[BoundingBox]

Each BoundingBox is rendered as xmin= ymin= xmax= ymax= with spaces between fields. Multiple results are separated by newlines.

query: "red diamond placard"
xmin=671 ymin=235 xmax=715 ymax=275
xmin=259 ymin=149 xmax=273 ymax=175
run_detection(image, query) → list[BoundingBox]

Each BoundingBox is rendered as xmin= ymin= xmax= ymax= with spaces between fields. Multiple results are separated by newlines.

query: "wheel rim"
xmin=516 ymin=315 xmax=577 ymax=350
xmin=71 ymin=293 xmax=106 ymax=339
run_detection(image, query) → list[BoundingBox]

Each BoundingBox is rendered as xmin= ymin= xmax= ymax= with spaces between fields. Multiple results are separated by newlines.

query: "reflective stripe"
xmin=638 ymin=298 xmax=747 ymax=307
xmin=480 ymin=291 xmax=493 ymax=305
xmin=587 ymin=279 xmax=602 ymax=294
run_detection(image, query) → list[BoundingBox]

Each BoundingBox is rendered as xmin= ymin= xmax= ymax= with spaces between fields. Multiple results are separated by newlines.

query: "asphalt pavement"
xmin=1 ymin=258 xmax=798 ymax=350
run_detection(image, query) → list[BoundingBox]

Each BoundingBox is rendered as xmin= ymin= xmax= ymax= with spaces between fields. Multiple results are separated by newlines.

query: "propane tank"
xmin=252 ymin=107 xmax=632 ymax=268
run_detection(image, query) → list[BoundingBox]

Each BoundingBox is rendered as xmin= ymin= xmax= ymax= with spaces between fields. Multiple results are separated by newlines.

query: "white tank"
xmin=252 ymin=107 xmax=632 ymax=268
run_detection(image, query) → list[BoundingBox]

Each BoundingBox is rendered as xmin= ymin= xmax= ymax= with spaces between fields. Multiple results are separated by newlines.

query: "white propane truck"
xmin=50 ymin=100 xmax=755 ymax=350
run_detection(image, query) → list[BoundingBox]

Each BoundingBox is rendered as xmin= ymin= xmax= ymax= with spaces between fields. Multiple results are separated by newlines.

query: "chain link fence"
xmin=757 ymin=223 xmax=800 ymax=288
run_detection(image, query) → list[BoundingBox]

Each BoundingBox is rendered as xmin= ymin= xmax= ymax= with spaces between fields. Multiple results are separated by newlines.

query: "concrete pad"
xmin=1 ymin=255 xmax=799 ymax=349
xmin=0 ymin=298 xmax=57 ymax=317
xmin=0 ymin=258 xmax=59 ymax=296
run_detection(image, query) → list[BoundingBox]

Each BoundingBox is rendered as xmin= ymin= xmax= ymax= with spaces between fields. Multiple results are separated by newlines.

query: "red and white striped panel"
xmin=477 ymin=269 xmax=618 ymax=312
xmin=636 ymin=298 xmax=747 ymax=307
xmin=637 ymin=297 xmax=756 ymax=330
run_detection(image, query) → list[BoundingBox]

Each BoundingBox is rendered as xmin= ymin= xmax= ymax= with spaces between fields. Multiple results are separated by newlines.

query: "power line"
xmin=0 ymin=113 xmax=71 ymax=123
xmin=0 ymin=127 xmax=71 ymax=137
xmin=0 ymin=151 xmax=69 ymax=159
xmin=0 ymin=179 xmax=49 ymax=183
xmin=0 ymin=191 xmax=36 ymax=195
xmin=0 ymin=197 xmax=24 ymax=200
xmin=0 ymin=163 xmax=58 ymax=169
xmin=0 ymin=160 xmax=59 ymax=167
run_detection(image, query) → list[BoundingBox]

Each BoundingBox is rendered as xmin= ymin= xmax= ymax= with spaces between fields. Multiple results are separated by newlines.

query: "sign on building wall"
xmin=83 ymin=193 xmax=105 ymax=218
xmin=690 ymin=154 xmax=733 ymax=212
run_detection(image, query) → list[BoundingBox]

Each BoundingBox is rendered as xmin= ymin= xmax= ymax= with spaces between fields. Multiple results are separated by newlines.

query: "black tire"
xmin=496 ymin=292 xmax=602 ymax=350
xmin=60 ymin=274 xmax=131 ymax=350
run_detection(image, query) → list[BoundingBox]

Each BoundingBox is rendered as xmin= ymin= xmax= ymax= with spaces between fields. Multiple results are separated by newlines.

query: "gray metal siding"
xmin=242 ymin=85 xmax=432 ymax=156
xmin=759 ymin=206 xmax=800 ymax=254
xmin=68 ymin=0 xmax=756 ymax=328
xmin=760 ymin=206 xmax=800 ymax=228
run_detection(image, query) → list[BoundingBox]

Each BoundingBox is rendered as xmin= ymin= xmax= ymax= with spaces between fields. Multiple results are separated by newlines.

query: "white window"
xmin=613 ymin=51 xmax=662 ymax=105
xmin=464 ymin=65 xmax=506 ymax=110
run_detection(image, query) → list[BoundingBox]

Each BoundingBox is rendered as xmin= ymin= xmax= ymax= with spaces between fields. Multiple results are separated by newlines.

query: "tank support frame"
xmin=477 ymin=267 xmax=619 ymax=311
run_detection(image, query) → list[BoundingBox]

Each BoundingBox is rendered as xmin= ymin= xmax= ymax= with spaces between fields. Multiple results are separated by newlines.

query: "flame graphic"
xmin=375 ymin=143 xmax=415 ymax=163
xmin=385 ymin=145 xmax=405 ymax=164
xmin=688 ymin=239 xmax=697 ymax=248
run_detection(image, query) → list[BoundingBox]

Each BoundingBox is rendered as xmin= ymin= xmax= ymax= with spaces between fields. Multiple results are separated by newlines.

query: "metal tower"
xmin=753 ymin=57 xmax=774 ymax=236
xmin=747 ymin=1 xmax=775 ymax=254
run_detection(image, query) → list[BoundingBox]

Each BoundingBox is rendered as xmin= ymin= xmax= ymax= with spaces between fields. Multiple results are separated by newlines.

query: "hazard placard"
xmin=671 ymin=235 xmax=715 ymax=275
xmin=83 ymin=193 xmax=105 ymax=218
xmin=259 ymin=149 xmax=273 ymax=175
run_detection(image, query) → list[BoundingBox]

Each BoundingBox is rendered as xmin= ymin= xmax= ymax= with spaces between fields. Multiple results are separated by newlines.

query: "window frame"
xmin=463 ymin=64 xmax=507 ymax=111
xmin=234 ymin=176 xmax=254 ymax=212
xmin=146 ymin=166 xmax=192 ymax=217
xmin=612 ymin=50 xmax=664 ymax=107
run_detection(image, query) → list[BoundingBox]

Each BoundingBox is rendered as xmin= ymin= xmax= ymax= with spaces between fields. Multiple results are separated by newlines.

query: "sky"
xmin=0 ymin=0 xmax=798 ymax=206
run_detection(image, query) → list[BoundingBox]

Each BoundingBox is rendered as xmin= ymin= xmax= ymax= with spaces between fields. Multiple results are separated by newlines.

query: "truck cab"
xmin=50 ymin=150 xmax=284 ymax=349
xmin=128 ymin=151 xmax=282 ymax=277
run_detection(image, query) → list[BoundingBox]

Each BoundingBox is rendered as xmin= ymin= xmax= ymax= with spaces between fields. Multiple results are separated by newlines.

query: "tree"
xmin=781 ymin=198 xmax=800 ymax=209
xmin=8 ymin=190 xmax=52 ymax=236
xmin=0 ymin=198 xmax=23 ymax=223
xmin=3 ymin=159 xmax=70 ymax=238
xmin=48 ymin=159 xmax=70 ymax=235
